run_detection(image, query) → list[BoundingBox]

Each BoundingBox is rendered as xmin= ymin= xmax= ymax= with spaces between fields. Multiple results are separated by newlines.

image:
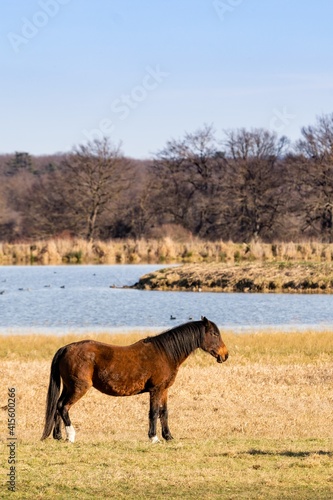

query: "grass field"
xmin=1 ymin=330 xmax=333 ymax=499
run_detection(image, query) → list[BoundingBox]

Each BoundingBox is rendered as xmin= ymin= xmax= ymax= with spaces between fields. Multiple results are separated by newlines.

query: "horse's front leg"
xmin=148 ymin=389 xmax=160 ymax=443
xmin=159 ymin=389 xmax=173 ymax=441
xmin=148 ymin=389 xmax=173 ymax=443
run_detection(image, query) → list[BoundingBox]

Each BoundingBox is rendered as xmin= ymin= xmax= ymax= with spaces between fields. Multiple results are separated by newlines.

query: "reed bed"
xmin=2 ymin=238 xmax=333 ymax=265
xmin=0 ymin=330 xmax=332 ymax=498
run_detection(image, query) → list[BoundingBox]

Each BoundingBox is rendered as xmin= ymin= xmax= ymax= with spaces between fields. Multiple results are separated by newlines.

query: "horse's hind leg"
xmin=53 ymin=388 xmax=67 ymax=440
xmin=53 ymin=412 xmax=62 ymax=440
xmin=58 ymin=383 xmax=91 ymax=443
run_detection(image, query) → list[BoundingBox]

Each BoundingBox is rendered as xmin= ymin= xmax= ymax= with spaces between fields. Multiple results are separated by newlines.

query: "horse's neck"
xmin=173 ymin=345 xmax=199 ymax=368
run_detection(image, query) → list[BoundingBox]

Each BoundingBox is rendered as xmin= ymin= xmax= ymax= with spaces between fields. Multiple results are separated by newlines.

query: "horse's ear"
xmin=201 ymin=316 xmax=209 ymax=327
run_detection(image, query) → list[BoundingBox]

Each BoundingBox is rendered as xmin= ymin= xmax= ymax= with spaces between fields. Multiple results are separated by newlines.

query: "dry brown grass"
xmin=1 ymin=337 xmax=331 ymax=443
xmin=2 ymin=238 xmax=333 ymax=265
xmin=1 ymin=331 xmax=332 ymax=498
xmin=135 ymin=262 xmax=333 ymax=292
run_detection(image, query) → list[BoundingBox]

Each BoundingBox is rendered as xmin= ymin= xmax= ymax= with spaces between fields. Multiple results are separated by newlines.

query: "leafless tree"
xmin=19 ymin=138 xmax=133 ymax=241
xmin=294 ymin=113 xmax=333 ymax=241
xmin=60 ymin=137 xmax=130 ymax=241
xmin=0 ymin=180 xmax=21 ymax=240
xmin=3 ymin=117 xmax=333 ymax=243
xmin=20 ymin=171 xmax=73 ymax=239
xmin=222 ymin=128 xmax=289 ymax=241
xmin=151 ymin=125 xmax=226 ymax=237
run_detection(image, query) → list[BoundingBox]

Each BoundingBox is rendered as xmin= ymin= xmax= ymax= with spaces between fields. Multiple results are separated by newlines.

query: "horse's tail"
xmin=41 ymin=346 xmax=66 ymax=440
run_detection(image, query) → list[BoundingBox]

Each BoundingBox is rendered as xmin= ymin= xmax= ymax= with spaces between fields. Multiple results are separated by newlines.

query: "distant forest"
xmin=1 ymin=113 xmax=333 ymax=243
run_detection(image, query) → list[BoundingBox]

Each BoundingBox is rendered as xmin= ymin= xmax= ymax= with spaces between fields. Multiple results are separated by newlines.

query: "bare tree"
xmin=5 ymin=118 xmax=333 ymax=243
xmin=151 ymin=125 xmax=226 ymax=237
xmin=294 ymin=113 xmax=333 ymax=241
xmin=60 ymin=137 xmax=129 ymax=241
xmin=20 ymin=138 xmax=132 ymax=241
xmin=97 ymin=160 xmax=156 ymax=239
xmin=20 ymin=171 xmax=73 ymax=239
xmin=222 ymin=128 xmax=289 ymax=241
xmin=0 ymin=180 xmax=21 ymax=240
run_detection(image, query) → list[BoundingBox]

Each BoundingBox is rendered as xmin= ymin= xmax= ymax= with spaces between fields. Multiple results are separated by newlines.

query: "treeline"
xmin=1 ymin=113 xmax=333 ymax=243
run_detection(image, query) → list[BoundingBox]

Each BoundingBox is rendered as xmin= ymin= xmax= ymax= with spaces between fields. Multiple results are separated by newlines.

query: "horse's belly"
xmin=93 ymin=370 xmax=149 ymax=397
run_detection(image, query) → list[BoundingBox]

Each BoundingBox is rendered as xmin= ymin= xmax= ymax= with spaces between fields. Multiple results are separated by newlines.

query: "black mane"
xmin=143 ymin=320 xmax=204 ymax=364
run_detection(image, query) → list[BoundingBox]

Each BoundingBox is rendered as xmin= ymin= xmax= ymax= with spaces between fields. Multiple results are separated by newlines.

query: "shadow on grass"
xmin=248 ymin=449 xmax=333 ymax=457
xmin=227 ymin=449 xmax=333 ymax=458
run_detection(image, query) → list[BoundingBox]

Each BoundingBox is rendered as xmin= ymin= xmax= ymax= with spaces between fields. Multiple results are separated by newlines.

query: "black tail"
xmin=41 ymin=346 xmax=66 ymax=440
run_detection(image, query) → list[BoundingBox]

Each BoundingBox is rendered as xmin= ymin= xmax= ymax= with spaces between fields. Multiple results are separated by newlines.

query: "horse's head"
xmin=200 ymin=316 xmax=228 ymax=363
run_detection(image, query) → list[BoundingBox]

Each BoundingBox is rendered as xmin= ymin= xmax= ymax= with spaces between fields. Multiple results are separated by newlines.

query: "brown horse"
xmin=41 ymin=316 xmax=228 ymax=443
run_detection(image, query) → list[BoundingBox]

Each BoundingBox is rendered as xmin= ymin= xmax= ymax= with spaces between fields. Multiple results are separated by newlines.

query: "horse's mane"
xmin=143 ymin=320 xmax=204 ymax=364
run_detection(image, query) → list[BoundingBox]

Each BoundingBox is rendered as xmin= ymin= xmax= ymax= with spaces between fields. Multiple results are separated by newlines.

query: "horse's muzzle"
xmin=216 ymin=350 xmax=228 ymax=363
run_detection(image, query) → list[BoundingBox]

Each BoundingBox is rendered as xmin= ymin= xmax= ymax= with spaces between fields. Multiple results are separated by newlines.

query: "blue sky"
xmin=1 ymin=0 xmax=333 ymax=158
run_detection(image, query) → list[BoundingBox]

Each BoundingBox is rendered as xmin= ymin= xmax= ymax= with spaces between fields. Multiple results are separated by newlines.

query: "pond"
xmin=0 ymin=265 xmax=333 ymax=335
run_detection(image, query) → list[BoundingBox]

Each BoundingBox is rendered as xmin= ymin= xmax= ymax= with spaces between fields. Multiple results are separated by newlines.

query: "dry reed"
xmin=2 ymin=238 xmax=333 ymax=265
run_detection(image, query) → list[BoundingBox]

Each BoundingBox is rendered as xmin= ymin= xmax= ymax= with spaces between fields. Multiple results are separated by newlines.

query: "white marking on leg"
xmin=65 ymin=425 xmax=76 ymax=443
xmin=150 ymin=435 xmax=160 ymax=444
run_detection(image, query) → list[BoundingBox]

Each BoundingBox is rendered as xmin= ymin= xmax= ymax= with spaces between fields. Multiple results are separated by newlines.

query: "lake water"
xmin=0 ymin=264 xmax=333 ymax=335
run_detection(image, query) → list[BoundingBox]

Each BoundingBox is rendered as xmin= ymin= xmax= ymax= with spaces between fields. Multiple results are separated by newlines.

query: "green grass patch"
xmin=1 ymin=439 xmax=332 ymax=499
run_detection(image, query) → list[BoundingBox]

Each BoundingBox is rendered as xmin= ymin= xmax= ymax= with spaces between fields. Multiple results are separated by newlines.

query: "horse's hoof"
xmin=65 ymin=425 xmax=76 ymax=443
xmin=150 ymin=435 xmax=160 ymax=444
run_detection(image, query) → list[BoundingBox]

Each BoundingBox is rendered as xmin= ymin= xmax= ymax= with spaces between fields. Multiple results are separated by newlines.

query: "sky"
xmin=1 ymin=0 xmax=333 ymax=158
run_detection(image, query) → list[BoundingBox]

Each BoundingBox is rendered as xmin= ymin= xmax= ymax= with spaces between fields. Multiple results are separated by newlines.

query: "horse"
xmin=41 ymin=316 xmax=228 ymax=444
